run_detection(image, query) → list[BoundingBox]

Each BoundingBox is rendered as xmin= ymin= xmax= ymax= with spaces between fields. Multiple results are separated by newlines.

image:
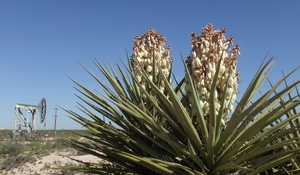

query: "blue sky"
xmin=0 ymin=1 xmax=299 ymax=130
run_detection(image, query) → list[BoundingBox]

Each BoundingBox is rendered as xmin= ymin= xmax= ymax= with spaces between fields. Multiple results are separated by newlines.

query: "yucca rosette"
xmin=186 ymin=24 xmax=240 ymax=126
xmin=66 ymin=23 xmax=300 ymax=174
xmin=130 ymin=29 xmax=172 ymax=93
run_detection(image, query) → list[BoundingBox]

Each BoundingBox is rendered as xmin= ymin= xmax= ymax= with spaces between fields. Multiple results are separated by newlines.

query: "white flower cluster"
xmin=131 ymin=29 xmax=172 ymax=93
xmin=185 ymin=24 xmax=240 ymax=126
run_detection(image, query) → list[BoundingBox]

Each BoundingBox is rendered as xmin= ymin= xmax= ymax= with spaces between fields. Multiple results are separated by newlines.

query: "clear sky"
xmin=0 ymin=1 xmax=299 ymax=130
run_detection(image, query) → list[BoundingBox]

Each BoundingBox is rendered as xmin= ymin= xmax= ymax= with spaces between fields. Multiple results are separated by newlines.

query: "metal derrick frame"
xmin=12 ymin=98 xmax=46 ymax=139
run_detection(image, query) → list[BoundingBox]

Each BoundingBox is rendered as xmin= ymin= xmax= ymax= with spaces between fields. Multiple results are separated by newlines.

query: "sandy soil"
xmin=2 ymin=150 xmax=103 ymax=175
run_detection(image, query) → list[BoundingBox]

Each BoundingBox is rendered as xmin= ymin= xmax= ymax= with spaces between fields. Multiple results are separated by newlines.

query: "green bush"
xmin=0 ymin=141 xmax=24 ymax=157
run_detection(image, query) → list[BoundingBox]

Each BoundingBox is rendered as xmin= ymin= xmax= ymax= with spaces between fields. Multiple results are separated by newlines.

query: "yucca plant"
xmin=62 ymin=24 xmax=300 ymax=175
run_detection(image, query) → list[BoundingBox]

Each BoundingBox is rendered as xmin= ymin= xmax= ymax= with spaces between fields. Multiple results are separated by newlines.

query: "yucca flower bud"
xmin=131 ymin=29 xmax=173 ymax=94
xmin=185 ymin=24 xmax=240 ymax=126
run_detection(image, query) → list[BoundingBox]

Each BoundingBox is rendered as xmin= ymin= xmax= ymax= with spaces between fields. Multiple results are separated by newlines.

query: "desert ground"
xmin=0 ymin=130 xmax=100 ymax=175
xmin=2 ymin=149 xmax=101 ymax=175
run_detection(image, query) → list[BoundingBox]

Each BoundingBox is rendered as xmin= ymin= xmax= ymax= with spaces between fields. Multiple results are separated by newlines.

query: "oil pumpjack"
xmin=12 ymin=98 xmax=46 ymax=138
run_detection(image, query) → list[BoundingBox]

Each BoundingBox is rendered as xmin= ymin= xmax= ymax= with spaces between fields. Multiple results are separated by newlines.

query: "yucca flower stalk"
xmin=62 ymin=24 xmax=300 ymax=175
xmin=186 ymin=24 xmax=240 ymax=126
xmin=130 ymin=29 xmax=172 ymax=94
